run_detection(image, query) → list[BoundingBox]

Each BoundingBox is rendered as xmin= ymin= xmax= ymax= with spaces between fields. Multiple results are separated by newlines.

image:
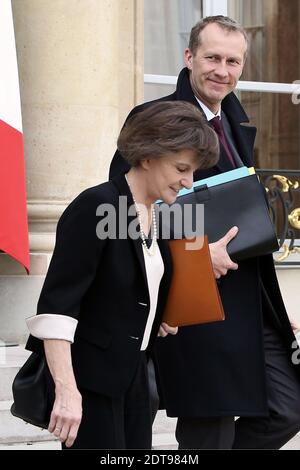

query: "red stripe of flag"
xmin=0 ymin=119 xmax=30 ymax=272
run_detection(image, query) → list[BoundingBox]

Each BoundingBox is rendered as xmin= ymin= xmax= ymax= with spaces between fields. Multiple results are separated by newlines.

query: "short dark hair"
xmin=117 ymin=101 xmax=219 ymax=170
xmin=188 ymin=15 xmax=249 ymax=58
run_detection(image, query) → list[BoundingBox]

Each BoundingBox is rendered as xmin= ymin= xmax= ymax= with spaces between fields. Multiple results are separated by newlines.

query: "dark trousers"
xmin=176 ymin=320 xmax=300 ymax=449
xmin=63 ymin=353 xmax=152 ymax=449
xmin=148 ymin=357 xmax=160 ymax=423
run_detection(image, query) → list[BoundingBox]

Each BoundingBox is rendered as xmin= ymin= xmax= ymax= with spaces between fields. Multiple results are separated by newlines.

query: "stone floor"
xmin=1 ymin=345 xmax=299 ymax=450
xmin=0 ymin=412 xmax=299 ymax=450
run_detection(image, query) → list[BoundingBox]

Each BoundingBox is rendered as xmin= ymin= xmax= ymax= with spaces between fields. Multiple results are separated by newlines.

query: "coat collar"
xmin=111 ymin=173 xmax=172 ymax=310
xmin=111 ymin=173 xmax=148 ymax=289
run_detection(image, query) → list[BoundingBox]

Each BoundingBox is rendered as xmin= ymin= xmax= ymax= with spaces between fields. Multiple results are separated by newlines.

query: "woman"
xmin=25 ymin=101 xmax=218 ymax=449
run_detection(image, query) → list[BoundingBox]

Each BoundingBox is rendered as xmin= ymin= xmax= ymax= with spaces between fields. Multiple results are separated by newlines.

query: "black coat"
xmin=26 ymin=174 xmax=172 ymax=398
xmin=109 ymin=68 xmax=300 ymax=416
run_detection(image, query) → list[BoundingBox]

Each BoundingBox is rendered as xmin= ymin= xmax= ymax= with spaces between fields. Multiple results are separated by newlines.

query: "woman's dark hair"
xmin=117 ymin=101 xmax=219 ymax=170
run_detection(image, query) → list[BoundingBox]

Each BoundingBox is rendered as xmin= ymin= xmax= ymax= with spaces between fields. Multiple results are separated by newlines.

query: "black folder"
xmin=159 ymin=173 xmax=279 ymax=262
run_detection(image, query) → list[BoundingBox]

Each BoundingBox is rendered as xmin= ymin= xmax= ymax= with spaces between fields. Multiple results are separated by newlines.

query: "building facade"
xmin=1 ymin=0 xmax=299 ymax=344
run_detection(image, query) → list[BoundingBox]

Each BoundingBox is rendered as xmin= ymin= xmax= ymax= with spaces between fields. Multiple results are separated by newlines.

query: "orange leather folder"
xmin=163 ymin=236 xmax=225 ymax=327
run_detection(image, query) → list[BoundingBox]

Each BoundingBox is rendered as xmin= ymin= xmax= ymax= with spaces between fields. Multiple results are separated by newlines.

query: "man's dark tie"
xmin=210 ymin=116 xmax=236 ymax=167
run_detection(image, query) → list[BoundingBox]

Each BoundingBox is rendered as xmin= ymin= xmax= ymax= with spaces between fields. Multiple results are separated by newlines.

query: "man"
xmin=109 ymin=16 xmax=300 ymax=449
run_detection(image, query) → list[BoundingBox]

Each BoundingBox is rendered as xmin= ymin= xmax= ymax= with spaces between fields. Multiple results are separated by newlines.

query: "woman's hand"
xmin=44 ymin=339 xmax=82 ymax=448
xmin=158 ymin=322 xmax=178 ymax=337
xmin=48 ymin=381 xmax=82 ymax=448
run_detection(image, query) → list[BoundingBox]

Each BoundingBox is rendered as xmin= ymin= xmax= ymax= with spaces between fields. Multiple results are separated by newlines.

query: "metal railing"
xmin=257 ymin=170 xmax=300 ymax=263
xmin=144 ymin=74 xmax=300 ymax=94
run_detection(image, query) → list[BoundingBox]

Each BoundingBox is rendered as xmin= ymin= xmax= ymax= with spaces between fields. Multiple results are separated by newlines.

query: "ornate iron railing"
xmin=257 ymin=169 xmax=300 ymax=263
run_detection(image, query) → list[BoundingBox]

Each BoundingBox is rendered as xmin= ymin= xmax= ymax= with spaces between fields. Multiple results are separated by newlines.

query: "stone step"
xmin=152 ymin=411 xmax=177 ymax=449
xmin=0 ymin=400 xmax=55 ymax=444
xmin=4 ymin=346 xmax=298 ymax=450
xmin=0 ymin=405 xmax=176 ymax=447
xmin=0 ymin=435 xmax=177 ymax=451
xmin=0 ymin=415 xmax=299 ymax=450
xmin=1 ymin=434 xmax=299 ymax=451
xmin=0 ymin=345 xmax=55 ymax=444
xmin=153 ymin=433 xmax=177 ymax=450
xmin=0 ymin=437 xmax=177 ymax=450
xmin=0 ymin=413 xmax=176 ymax=448
xmin=0 ymin=365 xmax=20 ymax=401
xmin=0 ymin=345 xmax=30 ymax=401
xmin=153 ymin=410 xmax=177 ymax=435
xmin=0 ymin=346 xmax=176 ymax=446
xmin=282 ymin=434 xmax=300 ymax=450
xmin=0 ymin=440 xmax=60 ymax=450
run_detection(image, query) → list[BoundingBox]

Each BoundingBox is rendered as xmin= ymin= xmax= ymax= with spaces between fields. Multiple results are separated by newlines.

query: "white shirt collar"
xmin=194 ymin=96 xmax=221 ymax=121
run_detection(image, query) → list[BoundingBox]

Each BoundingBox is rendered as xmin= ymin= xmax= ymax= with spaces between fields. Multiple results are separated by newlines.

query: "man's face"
xmin=184 ymin=23 xmax=247 ymax=113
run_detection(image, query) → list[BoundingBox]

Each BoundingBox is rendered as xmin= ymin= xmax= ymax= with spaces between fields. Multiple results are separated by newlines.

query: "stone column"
xmin=0 ymin=0 xmax=144 ymax=343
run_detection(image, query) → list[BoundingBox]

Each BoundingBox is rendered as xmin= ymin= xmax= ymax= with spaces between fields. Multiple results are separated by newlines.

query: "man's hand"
xmin=158 ymin=322 xmax=178 ymax=337
xmin=209 ymin=226 xmax=239 ymax=279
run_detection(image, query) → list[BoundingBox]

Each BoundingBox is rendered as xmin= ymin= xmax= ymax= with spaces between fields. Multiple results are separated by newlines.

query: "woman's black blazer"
xmin=26 ymin=174 xmax=172 ymax=398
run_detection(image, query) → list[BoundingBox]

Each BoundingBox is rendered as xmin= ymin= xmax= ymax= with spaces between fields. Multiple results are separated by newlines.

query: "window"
xmin=144 ymin=0 xmax=203 ymax=101
xmin=229 ymin=1 xmax=300 ymax=252
xmin=229 ymin=0 xmax=300 ymax=171
xmin=145 ymin=0 xmax=300 ymax=171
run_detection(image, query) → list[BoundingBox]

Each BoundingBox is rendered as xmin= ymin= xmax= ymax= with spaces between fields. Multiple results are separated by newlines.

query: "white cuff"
xmin=26 ymin=314 xmax=78 ymax=343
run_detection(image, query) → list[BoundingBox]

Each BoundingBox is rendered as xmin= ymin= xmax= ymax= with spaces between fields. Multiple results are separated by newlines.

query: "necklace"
xmin=125 ymin=174 xmax=157 ymax=256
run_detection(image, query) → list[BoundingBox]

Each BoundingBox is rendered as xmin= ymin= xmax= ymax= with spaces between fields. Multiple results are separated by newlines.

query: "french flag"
xmin=0 ymin=0 xmax=29 ymax=272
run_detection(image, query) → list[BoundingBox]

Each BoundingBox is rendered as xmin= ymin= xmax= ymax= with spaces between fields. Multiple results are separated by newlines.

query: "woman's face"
xmin=145 ymin=149 xmax=199 ymax=205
